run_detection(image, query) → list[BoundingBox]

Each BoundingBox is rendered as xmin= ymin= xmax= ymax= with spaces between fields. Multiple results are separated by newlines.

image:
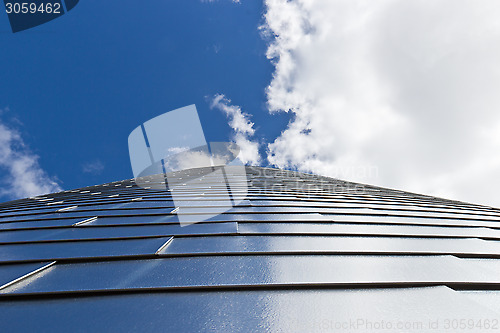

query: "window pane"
xmin=0 ymin=262 xmax=49 ymax=288
xmin=0 ymin=218 xmax=87 ymax=230
xmin=0 ymin=222 xmax=236 ymax=243
xmin=0 ymin=287 xmax=496 ymax=332
xmin=238 ymin=223 xmax=499 ymax=239
xmin=4 ymin=255 xmax=497 ymax=295
xmin=162 ymin=235 xmax=500 ymax=256
xmin=0 ymin=237 xmax=171 ymax=263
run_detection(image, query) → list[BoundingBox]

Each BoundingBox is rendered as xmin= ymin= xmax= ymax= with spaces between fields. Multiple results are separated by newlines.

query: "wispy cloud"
xmin=0 ymin=113 xmax=62 ymax=200
xmin=210 ymin=94 xmax=260 ymax=165
xmin=82 ymin=160 xmax=105 ymax=175
xmin=262 ymin=0 xmax=500 ymax=207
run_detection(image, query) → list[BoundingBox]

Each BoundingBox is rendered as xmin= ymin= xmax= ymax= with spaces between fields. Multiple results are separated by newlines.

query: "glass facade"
xmin=1 ymin=166 xmax=500 ymax=331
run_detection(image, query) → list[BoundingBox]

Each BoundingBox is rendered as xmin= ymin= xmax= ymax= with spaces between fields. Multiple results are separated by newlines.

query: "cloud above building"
xmin=211 ymin=94 xmax=261 ymax=165
xmin=0 ymin=113 xmax=62 ymax=200
xmin=261 ymin=0 xmax=500 ymax=207
xmin=82 ymin=160 xmax=105 ymax=175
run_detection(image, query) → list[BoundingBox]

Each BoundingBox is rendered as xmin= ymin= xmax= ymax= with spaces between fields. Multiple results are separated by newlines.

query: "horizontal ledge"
xmin=2 ymin=212 xmax=500 ymax=227
xmin=0 ymin=220 xmax=234 ymax=232
xmin=2 ymin=281 xmax=500 ymax=301
xmin=0 ymin=231 xmax=499 ymax=246
xmin=2 ymin=251 xmax=500 ymax=266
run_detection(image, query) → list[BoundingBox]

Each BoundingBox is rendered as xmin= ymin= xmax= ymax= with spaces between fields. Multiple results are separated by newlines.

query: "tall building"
xmin=1 ymin=166 xmax=500 ymax=331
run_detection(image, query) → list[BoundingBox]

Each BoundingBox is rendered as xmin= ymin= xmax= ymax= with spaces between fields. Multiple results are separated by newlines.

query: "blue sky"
xmin=2 ymin=0 xmax=500 ymax=208
xmin=0 ymin=0 xmax=290 ymax=201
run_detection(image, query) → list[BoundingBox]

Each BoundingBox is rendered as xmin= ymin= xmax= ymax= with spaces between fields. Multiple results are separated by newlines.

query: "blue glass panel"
xmin=0 ymin=207 xmax=59 ymax=218
xmin=203 ymin=213 xmax=331 ymax=223
xmin=0 ymin=262 xmax=49 ymax=288
xmin=238 ymin=223 xmax=500 ymax=239
xmin=16 ymin=208 xmax=175 ymax=220
xmin=75 ymin=201 xmax=175 ymax=210
xmin=0 ymin=222 xmax=236 ymax=243
xmin=322 ymin=214 xmax=500 ymax=228
xmin=0 ymin=218 xmax=86 ymax=230
xmin=225 ymin=206 xmax=377 ymax=215
xmin=0 ymin=287 xmax=495 ymax=332
xmin=0 ymin=213 xmax=56 ymax=223
xmin=162 ymin=235 xmax=500 ymax=256
xmin=247 ymin=200 xmax=500 ymax=219
xmin=89 ymin=215 xmax=177 ymax=225
xmin=4 ymin=255 xmax=497 ymax=295
xmin=0 ymin=237 xmax=171 ymax=263
xmin=0 ymin=229 xmax=68 ymax=243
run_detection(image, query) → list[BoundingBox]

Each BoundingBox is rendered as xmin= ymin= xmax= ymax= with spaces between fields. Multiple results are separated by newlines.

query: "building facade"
xmin=1 ymin=166 xmax=500 ymax=331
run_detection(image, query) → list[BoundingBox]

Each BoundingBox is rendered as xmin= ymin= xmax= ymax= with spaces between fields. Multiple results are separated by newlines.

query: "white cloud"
xmin=82 ymin=160 xmax=105 ymax=175
xmin=210 ymin=94 xmax=261 ymax=165
xmin=164 ymin=149 xmax=213 ymax=171
xmin=0 ymin=116 xmax=62 ymax=200
xmin=262 ymin=0 xmax=500 ymax=207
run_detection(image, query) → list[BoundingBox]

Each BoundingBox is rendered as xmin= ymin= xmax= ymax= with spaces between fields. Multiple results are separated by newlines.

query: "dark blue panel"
xmin=0 ymin=262 xmax=48 ymax=288
xmin=323 ymin=214 xmax=500 ymax=228
xmin=246 ymin=200 xmax=500 ymax=219
xmin=162 ymin=235 xmax=500 ymax=256
xmin=0 ymin=213 xmax=56 ymax=223
xmin=0 ymin=287 xmax=494 ymax=332
xmin=0 ymin=222 xmax=237 ymax=243
xmin=0 ymin=218 xmax=85 ymax=230
xmin=4 ymin=255 xmax=497 ymax=295
xmin=91 ymin=215 xmax=177 ymax=225
xmin=202 ymin=213 xmax=331 ymax=223
xmin=0 ymin=207 xmax=56 ymax=218
xmin=52 ymin=207 xmax=175 ymax=218
xmin=76 ymin=201 xmax=175 ymax=210
xmin=237 ymin=223 xmax=498 ymax=239
xmin=0 ymin=228 xmax=67 ymax=243
xmin=0 ymin=237 xmax=171 ymax=263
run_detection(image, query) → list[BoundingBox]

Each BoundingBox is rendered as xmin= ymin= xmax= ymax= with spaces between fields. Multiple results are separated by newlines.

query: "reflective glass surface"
xmin=237 ymin=222 xmax=500 ymax=239
xmin=0 ymin=222 xmax=236 ymax=243
xmin=4 ymin=255 xmax=499 ymax=295
xmin=90 ymin=215 xmax=177 ymax=225
xmin=0 ymin=218 xmax=87 ymax=230
xmin=323 ymin=213 xmax=500 ymax=228
xmin=0 ymin=262 xmax=49 ymax=288
xmin=0 ymin=237 xmax=171 ymax=263
xmin=0 ymin=166 xmax=499 ymax=331
xmin=162 ymin=235 xmax=500 ymax=256
xmin=0 ymin=287 xmax=497 ymax=332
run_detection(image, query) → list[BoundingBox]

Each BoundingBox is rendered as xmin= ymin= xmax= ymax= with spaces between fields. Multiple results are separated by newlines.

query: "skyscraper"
xmin=1 ymin=166 xmax=500 ymax=331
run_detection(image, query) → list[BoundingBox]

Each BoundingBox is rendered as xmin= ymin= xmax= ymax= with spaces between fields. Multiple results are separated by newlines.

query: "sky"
xmin=1 ymin=0 xmax=500 ymax=208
